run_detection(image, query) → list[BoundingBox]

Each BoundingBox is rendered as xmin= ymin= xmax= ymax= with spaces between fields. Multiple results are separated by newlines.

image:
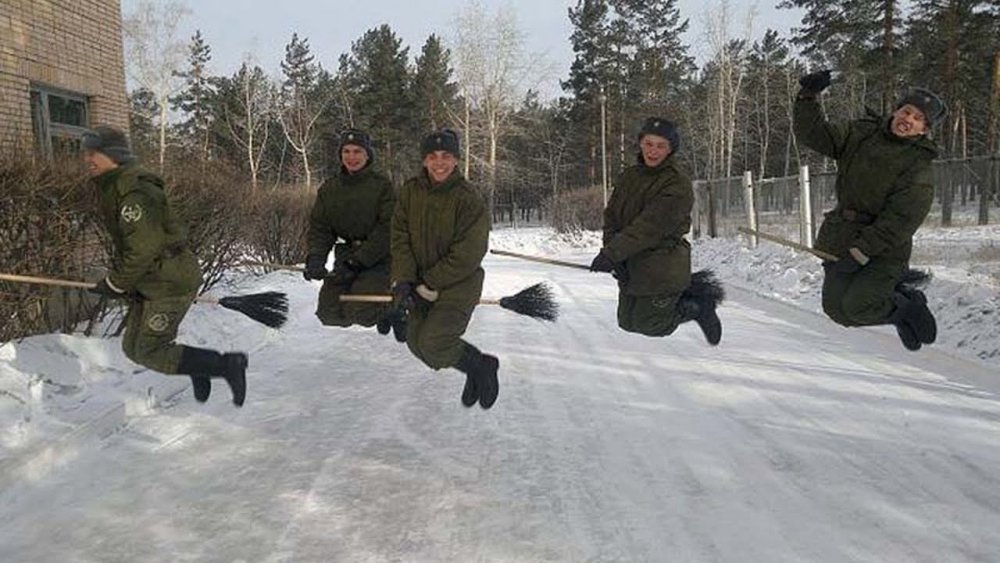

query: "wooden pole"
xmin=489 ymin=249 xmax=591 ymax=271
xmin=736 ymin=226 xmax=837 ymax=262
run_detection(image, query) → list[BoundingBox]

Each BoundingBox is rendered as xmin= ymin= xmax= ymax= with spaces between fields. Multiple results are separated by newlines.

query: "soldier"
xmin=390 ymin=129 xmax=499 ymax=409
xmin=589 ymin=117 xmax=723 ymax=345
xmin=795 ymin=70 xmax=944 ymax=351
xmin=303 ymin=128 xmax=404 ymax=341
xmin=82 ymin=126 xmax=247 ymax=406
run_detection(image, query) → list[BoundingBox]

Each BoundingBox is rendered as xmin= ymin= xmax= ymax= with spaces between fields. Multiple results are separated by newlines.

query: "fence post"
xmin=707 ymin=180 xmax=718 ymax=238
xmin=799 ymin=165 xmax=813 ymax=247
xmin=691 ymin=180 xmax=702 ymax=239
xmin=743 ymin=171 xmax=757 ymax=248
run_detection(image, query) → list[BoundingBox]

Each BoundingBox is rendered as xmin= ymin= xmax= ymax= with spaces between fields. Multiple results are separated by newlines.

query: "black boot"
xmin=888 ymin=292 xmax=925 ymax=351
xmin=222 ymin=352 xmax=248 ymax=407
xmin=177 ymin=346 xmax=247 ymax=407
xmin=895 ymin=288 xmax=936 ymax=344
xmin=456 ymin=345 xmax=499 ymax=410
xmin=177 ymin=347 xmax=219 ymax=403
xmin=376 ymin=318 xmax=391 ymax=335
xmin=678 ymin=297 xmax=722 ymax=346
xmin=679 ymin=270 xmax=725 ymax=346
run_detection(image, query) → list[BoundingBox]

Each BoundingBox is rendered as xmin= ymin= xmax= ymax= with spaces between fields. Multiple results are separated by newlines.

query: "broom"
xmin=243 ymin=260 xmax=559 ymax=321
xmin=736 ymin=226 xmax=932 ymax=287
xmin=340 ymin=283 xmax=560 ymax=322
xmin=0 ymin=273 xmax=289 ymax=329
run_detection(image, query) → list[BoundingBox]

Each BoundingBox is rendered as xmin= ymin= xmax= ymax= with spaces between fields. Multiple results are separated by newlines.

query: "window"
xmin=30 ymin=86 xmax=89 ymax=157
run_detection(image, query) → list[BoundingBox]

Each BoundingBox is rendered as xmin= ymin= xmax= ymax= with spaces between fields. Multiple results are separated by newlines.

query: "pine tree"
xmin=170 ymin=30 xmax=215 ymax=160
xmin=412 ymin=34 xmax=459 ymax=131
xmin=128 ymin=88 xmax=159 ymax=161
xmin=779 ymin=0 xmax=903 ymax=113
xmin=339 ymin=25 xmax=416 ymax=182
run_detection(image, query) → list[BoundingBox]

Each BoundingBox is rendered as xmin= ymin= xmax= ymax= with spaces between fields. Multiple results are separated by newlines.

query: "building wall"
xmin=0 ymin=0 xmax=128 ymax=148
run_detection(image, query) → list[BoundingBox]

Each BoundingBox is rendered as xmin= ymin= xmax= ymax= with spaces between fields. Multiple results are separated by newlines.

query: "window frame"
xmin=30 ymin=84 xmax=90 ymax=157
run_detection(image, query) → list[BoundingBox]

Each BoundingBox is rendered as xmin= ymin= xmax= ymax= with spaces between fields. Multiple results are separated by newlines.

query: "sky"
xmin=120 ymin=0 xmax=804 ymax=99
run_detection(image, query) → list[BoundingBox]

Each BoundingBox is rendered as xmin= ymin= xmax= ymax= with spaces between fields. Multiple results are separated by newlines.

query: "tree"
xmin=779 ymin=0 xmax=904 ymax=113
xmin=171 ymin=30 xmax=215 ymax=161
xmin=122 ymin=0 xmax=190 ymax=170
xmin=338 ymin=25 xmax=416 ymax=182
xmin=128 ymin=88 xmax=159 ymax=161
xmin=412 ymin=34 xmax=460 ymax=131
xmin=213 ymin=62 xmax=276 ymax=190
xmin=454 ymin=1 xmax=543 ymax=218
xmin=278 ymin=33 xmax=329 ymax=189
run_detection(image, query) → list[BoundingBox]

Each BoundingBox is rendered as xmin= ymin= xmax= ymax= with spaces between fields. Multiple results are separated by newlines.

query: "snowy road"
xmin=2 ymin=253 xmax=1000 ymax=562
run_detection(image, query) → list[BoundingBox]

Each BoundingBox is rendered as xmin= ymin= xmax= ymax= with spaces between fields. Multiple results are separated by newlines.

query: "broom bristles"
xmin=498 ymin=282 xmax=559 ymax=322
xmin=683 ymin=269 xmax=725 ymax=305
xmin=218 ymin=291 xmax=290 ymax=329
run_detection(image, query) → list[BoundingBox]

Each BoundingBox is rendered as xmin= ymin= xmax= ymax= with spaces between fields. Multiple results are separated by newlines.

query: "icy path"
xmin=2 ymin=255 xmax=1000 ymax=563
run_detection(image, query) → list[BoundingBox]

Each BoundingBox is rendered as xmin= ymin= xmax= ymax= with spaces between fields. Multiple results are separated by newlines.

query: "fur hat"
xmin=81 ymin=126 xmax=135 ymax=164
xmin=638 ymin=117 xmax=680 ymax=154
xmin=421 ymin=128 xmax=461 ymax=159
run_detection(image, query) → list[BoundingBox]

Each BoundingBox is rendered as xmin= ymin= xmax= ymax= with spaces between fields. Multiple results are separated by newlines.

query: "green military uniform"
xmin=96 ymin=164 xmax=203 ymax=374
xmin=391 ymin=170 xmax=489 ymax=369
xmin=603 ymin=156 xmax=694 ymax=337
xmin=307 ymin=166 xmax=395 ymax=327
xmin=794 ymin=96 xmax=938 ymax=327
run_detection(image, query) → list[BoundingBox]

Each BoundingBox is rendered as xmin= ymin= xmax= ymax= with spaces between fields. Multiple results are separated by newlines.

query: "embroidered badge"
xmin=121 ymin=204 xmax=144 ymax=223
xmin=147 ymin=313 xmax=171 ymax=332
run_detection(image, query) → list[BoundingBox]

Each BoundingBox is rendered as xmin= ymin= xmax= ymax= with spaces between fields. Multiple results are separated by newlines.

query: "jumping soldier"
xmin=390 ymin=129 xmax=499 ymax=409
xmin=304 ymin=128 xmax=405 ymax=341
xmin=83 ymin=126 xmax=248 ymax=406
xmin=589 ymin=117 xmax=724 ymax=345
xmin=795 ymin=70 xmax=944 ymax=351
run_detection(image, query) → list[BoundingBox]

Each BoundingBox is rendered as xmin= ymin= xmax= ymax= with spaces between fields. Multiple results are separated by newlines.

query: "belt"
xmin=840 ymin=208 xmax=875 ymax=225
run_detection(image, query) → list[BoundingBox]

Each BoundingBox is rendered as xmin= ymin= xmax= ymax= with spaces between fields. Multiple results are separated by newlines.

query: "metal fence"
xmin=693 ymin=156 xmax=1000 ymax=244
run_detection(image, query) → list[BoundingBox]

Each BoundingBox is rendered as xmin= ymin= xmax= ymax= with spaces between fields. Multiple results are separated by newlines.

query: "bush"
xmin=162 ymin=160 xmax=254 ymax=291
xmin=0 ymin=152 xmax=110 ymax=342
xmin=550 ymin=186 xmax=605 ymax=233
xmin=0 ymin=152 xmax=317 ymax=343
xmin=244 ymin=188 xmax=312 ymax=267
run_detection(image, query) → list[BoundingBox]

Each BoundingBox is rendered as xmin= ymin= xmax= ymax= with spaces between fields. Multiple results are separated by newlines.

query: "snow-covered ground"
xmin=1 ymin=226 xmax=999 ymax=562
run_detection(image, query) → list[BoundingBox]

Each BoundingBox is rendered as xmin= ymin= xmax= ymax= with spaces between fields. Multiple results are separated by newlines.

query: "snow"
xmin=1 ymin=226 xmax=999 ymax=562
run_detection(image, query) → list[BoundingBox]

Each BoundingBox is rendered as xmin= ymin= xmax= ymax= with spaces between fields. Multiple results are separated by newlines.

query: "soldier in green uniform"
xmin=303 ymin=128 xmax=404 ymax=341
xmin=589 ymin=118 xmax=723 ymax=345
xmin=82 ymin=126 xmax=247 ymax=406
xmin=390 ymin=129 xmax=499 ymax=409
xmin=795 ymin=70 xmax=944 ymax=351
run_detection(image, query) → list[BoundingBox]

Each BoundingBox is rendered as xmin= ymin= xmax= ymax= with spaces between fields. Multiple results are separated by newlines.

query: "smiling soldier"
xmin=795 ymin=70 xmax=946 ymax=351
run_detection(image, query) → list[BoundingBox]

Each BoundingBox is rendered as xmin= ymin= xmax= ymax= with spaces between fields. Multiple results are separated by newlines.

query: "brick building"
xmin=0 ymin=0 xmax=128 ymax=155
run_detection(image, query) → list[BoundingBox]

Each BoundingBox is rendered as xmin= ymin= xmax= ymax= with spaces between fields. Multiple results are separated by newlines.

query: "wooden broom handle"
xmin=489 ymin=249 xmax=591 ymax=270
xmin=737 ymin=227 xmax=838 ymax=262
xmin=0 ymin=273 xmax=95 ymax=289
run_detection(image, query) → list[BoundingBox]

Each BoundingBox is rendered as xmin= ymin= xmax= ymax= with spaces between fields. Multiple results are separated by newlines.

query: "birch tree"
xmin=122 ymin=0 xmax=190 ymax=170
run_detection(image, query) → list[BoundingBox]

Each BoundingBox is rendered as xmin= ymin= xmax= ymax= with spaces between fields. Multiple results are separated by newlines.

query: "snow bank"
xmin=490 ymin=225 xmax=1000 ymax=369
xmin=2 ymin=225 xmax=996 ymax=470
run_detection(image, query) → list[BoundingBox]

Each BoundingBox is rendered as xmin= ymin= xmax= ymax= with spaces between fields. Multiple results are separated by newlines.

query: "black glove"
xmin=303 ymin=255 xmax=328 ymax=281
xmin=89 ymin=277 xmax=127 ymax=299
xmin=392 ymin=281 xmax=415 ymax=311
xmin=832 ymin=255 xmax=864 ymax=275
xmin=798 ymin=69 xmax=832 ymax=95
xmin=328 ymin=258 xmax=361 ymax=286
xmin=589 ymin=250 xmax=616 ymax=273
xmin=612 ymin=263 xmax=629 ymax=283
